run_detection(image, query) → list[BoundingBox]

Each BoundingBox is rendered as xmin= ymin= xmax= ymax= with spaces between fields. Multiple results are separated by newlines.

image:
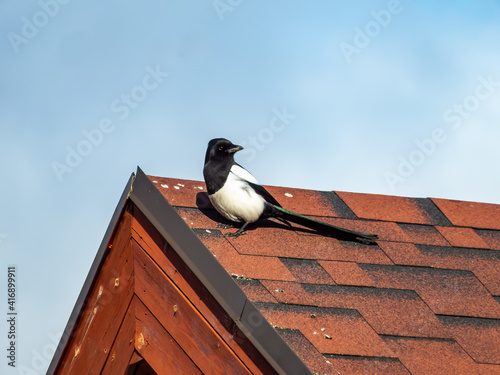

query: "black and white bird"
xmin=203 ymin=138 xmax=378 ymax=243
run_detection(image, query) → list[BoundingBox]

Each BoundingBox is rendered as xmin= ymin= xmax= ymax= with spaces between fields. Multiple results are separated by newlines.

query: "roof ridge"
xmin=149 ymin=175 xmax=500 ymax=206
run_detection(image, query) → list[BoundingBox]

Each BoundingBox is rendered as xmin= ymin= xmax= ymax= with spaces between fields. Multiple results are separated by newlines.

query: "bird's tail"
xmin=272 ymin=205 xmax=378 ymax=243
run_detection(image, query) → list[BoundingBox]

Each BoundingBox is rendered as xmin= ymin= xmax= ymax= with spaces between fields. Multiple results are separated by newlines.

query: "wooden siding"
xmin=53 ymin=206 xmax=276 ymax=374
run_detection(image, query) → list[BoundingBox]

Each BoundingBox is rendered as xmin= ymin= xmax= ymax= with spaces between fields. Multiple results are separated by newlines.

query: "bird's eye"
xmin=218 ymin=146 xmax=224 ymax=151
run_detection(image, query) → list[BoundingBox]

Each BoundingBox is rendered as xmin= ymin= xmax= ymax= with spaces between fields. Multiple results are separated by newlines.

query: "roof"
xmin=150 ymin=174 xmax=500 ymax=375
xmin=48 ymin=167 xmax=500 ymax=375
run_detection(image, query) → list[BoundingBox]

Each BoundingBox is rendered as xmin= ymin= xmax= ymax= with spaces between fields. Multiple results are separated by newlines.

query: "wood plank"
xmin=56 ymin=212 xmax=135 ymax=374
xmin=133 ymin=242 xmax=252 ymax=375
xmin=134 ymin=296 xmax=202 ymax=374
xmin=131 ymin=210 xmax=277 ymax=374
xmin=101 ymin=298 xmax=137 ymax=374
xmin=128 ymin=350 xmax=143 ymax=366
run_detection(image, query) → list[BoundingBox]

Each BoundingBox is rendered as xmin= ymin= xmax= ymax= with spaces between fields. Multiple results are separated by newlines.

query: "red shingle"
xmin=260 ymin=280 xmax=313 ymax=306
xmin=337 ymin=192 xmax=437 ymax=224
xmin=175 ymin=207 xmax=220 ymax=229
xmin=279 ymin=258 xmax=335 ymax=284
xmin=223 ymin=225 xmax=393 ymax=264
xmin=264 ymin=185 xmax=341 ymax=217
xmin=234 ymin=279 xmax=278 ymax=303
xmin=325 ymin=356 xmax=411 ymax=375
xmin=383 ymin=336 xmax=485 ymax=375
xmin=378 ymin=243 xmax=500 ymax=296
xmin=476 ymin=229 xmax=500 ymax=250
xmin=363 ymin=264 xmax=500 ymax=318
xmin=432 ymin=198 xmax=500 ymax=230
xmin=440 ymin=316 xmax=500 ymax=364
xmin=149 ymin=176 xmax=204 ymax=207
xmin=257 ymin=303 xmax=395 ymax=358
xmin=302 ymin=284 xmax=446 ymax=339
xmin=415 ymin=246 xmax=500 ymax=296
xmin=224 ymin=226 xmax=338 ymax=259
xmin=196 ymin=231 xmax=295 ymax=281
xmin=234 ymin=255 xmax=297 ymax=281
xmin=481 ymin=364 xmax=500 ymax=374
xmin=378 ymin=241 xmax=425 ymax=266
xmin=275 ymin=328 xmax=336 ymax=374
xmin=319 ymin=260 xmax=375 ymax=286
xmin=436 ymin=226 xmax=489 ymax=249
xmin=397 ymin=224 xmax=449 ymax=246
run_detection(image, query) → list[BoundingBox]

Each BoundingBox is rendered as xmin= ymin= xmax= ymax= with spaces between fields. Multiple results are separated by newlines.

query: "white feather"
xmin=230 ymin=164 xmax=259 ymax=184
xmin=209 ymin=165 xmax=265 ymax=223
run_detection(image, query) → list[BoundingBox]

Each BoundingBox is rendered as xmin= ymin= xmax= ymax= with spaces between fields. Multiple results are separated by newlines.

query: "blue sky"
xmin=1 ymin=0 xmax=500 ymax=373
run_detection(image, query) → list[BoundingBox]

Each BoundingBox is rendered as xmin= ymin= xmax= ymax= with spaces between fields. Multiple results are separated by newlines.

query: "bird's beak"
xmin=226 ymin=145 xmax=243 ymax=153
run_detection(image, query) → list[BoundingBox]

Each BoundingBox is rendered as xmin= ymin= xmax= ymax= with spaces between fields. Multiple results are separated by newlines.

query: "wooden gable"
xmin=52 ymin=204 xmax=277 ymax=374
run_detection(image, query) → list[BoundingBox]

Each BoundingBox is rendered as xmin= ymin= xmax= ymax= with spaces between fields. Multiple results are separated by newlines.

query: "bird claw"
xmin=225 ymin=230 xmax=246 ymax=238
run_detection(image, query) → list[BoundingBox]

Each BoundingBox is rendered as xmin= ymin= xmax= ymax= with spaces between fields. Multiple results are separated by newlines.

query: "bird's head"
xmin=204 ymin=138 xmax=243 ymax=164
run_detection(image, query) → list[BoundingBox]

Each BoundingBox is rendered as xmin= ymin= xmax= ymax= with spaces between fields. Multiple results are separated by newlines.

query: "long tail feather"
xmin=272 ymin=205 xmax=378 ymax=242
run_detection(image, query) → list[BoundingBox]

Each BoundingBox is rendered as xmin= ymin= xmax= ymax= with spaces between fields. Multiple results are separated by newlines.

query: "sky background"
xmin=1 ymin=0 xmax=500 ymax=373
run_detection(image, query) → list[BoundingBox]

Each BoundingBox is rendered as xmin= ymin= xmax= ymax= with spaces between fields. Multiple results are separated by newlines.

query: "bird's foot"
xmin=225 ymin=229 xmax=246 ymax=238
xmin=217 ymin=223 xmax=235 ymax=229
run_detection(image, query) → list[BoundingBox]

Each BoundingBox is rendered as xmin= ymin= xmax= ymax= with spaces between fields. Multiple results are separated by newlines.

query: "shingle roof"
xmin=150 ymin=175 xmax=500 ymax=375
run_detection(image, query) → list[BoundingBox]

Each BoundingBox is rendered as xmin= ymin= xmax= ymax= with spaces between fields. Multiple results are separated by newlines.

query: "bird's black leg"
xmin=226 ymin=222 xmax=250 ymax=238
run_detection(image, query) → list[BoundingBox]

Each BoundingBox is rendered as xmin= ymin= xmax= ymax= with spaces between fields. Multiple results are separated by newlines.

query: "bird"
xmin=203 ymin=138 xmax=378 ymax=243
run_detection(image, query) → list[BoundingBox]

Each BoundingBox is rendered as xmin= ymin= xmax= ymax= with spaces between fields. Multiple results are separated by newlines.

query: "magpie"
xmin=203 ymin=138 xmax=378 ymax=243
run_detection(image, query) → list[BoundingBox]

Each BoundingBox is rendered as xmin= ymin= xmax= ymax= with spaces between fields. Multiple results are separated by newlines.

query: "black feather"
xmin=271 ymin=205 xmax=378 ymax=243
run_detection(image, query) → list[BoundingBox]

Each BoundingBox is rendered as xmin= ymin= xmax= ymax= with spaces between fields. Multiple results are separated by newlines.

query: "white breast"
xmin=209 ymin=165 xmax=265 ymax=223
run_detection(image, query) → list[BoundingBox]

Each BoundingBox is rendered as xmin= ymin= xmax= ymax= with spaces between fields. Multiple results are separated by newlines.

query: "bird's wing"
xmin=230 ymin=164 xmax=283 ymax=208
xmin=231 ymin=164 xmax=259 ymax=184
xmin=247 ymin=181 xmax=283 ymax=207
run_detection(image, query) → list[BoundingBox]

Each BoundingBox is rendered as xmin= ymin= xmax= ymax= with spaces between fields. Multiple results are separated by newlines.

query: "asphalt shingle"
xmin=149 ymin=175 xmax=500 ymax=374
